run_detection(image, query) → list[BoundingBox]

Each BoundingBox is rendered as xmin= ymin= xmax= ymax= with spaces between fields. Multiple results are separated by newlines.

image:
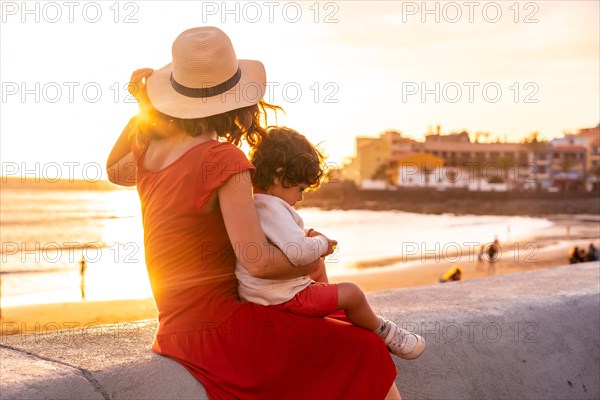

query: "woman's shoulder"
xmin=196 ymin=141 xmax=254 ymax=187
xmin=208 ymin=140 xmax=245 ymax=153
xmin=206 ymin=141 xmax=249 ymax=161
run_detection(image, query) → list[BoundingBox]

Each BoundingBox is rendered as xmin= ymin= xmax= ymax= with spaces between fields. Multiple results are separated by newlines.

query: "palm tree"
xmin=371 ymin=163 xmax=390 ymax=186
xmin=498 ymin=155 xmax=515 ymax=191
xmin=559 ymin=157 xmax=573 ymax=192
xmin=522 ymin=131 xmax=541 ymax=145
xmin=522 ymin=136 xmax=550 ymax=190
xmin=471 ymin=153 xmax=486 ymax=191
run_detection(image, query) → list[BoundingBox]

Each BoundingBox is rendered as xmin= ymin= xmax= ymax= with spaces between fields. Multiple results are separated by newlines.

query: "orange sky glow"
xmin=1 ymin=1 xmax=598 ymax=179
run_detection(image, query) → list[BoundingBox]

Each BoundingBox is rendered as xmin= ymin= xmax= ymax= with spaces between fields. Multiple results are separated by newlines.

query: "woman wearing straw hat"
xmin=107 ymin=27 xmax=399 ymax=399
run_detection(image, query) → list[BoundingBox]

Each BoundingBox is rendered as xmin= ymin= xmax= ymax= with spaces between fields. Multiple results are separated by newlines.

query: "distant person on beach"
xmin=106 ymin=27 xmax=400 ymax=399
xmin=569 ymin=246 xmax=585 ymax=264
xmin=476 ymin=244 xmax=485 ymax=271
xmin=488 ymin=238 xmax=500 ymax=261
xmin=579 ymin=247 xmax=587 ymax=262
xmin=568 ymin=246 xmax=579 ymax=264
xmin=439 ymin=265 xmax=463 ymax=283
xmin=236 ymin=127 xmax=426 ymax=360
xmin=585 ymin=243 xmax=599 ymax=262
xmin=79 ymin=255 xmax=87 ymax=300
xmin=486 ymin=238 xmax=500 ymax=272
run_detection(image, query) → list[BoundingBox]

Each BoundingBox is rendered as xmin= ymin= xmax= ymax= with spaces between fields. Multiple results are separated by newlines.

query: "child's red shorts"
xmin=268 ymin=282 xmax=339 ymax=317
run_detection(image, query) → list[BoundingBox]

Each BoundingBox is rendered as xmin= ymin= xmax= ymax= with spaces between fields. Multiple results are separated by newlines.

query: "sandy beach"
xmin=1 ymin=214 xmax=597 ymax=336
xmin=332 ymin=214 xmax=599 ymax=291
xmin=0 ymin=298 xmax=158 ymax=336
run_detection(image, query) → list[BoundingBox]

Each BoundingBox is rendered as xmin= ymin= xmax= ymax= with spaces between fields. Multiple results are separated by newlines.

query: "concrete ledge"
xmin=1 ymin=321 xmax=205 ymax=400
xmin=0 ymin=347 xmax=104 ymax=400
xmin=1 ymin=262 xmax=599 ymax=400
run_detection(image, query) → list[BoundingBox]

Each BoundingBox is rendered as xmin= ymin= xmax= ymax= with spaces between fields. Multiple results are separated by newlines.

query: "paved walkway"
xmin=1 ymin=262 xmax=599 ymax=399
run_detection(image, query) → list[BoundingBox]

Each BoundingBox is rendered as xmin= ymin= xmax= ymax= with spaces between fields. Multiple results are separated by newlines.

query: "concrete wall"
xmin=1 ymin=262 xmax=598 ymax=400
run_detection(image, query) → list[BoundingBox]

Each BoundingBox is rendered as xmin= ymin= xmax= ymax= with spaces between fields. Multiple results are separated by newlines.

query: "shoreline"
xmin=330 ymin=214 xmax=599 ymax=290
xmin=345 ymin=214 xmax=599 ymax=270
xmin=1 ymin=214 xmax=597 ymax=336
xmin=330 ymin=237 xmax=598 ymax=291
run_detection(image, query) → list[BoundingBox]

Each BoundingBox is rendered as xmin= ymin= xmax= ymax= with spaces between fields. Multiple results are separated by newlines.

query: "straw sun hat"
xmin=146 ymin=27 xmax=266 ymax=119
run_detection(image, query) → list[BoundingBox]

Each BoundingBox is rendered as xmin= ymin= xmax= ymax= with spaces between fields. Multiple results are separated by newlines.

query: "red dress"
xmin=133 ymin=140 xmax=397 ymax=399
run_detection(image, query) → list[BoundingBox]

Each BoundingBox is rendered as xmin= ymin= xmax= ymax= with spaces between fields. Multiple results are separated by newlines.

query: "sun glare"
xmin=89 ymin=188 xmax=152 ymax=301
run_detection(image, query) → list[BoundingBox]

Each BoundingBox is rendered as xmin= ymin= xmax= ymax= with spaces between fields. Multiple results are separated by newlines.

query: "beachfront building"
xmin=340 ymin=136 xmax=390 ymax=187
xmin=521 ymin=138 xmax=554 ymax=191
xmin=412 ymin=132 xmax=536 ymax=191
xmin=391 ymin=153 xmax=449 ymax=188
xmin=340 ymin=130 xmax=415 ymax=188
xmin=549 ymin=140 xmax=587 ymax=192
xmin=341 ymin=125 xmax=597 ymax=192
xmin=575 ymin=124 xmax=600 ymax=190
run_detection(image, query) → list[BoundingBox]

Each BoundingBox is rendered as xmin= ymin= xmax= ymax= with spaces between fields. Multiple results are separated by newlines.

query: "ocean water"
xmin=0 ymin=185 xmax=553 ymax=307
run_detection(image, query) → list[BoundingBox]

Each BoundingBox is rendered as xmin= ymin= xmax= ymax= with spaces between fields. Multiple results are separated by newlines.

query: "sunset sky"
xmin=1 ymin=1 xmax=598 ymax=179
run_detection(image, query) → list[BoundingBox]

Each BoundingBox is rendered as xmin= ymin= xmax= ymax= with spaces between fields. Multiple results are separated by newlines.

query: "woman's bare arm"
xmin=106 ymin=69 xmax=154 ymax=186
xmin=106 ymin=117 xmax=137 ymax=186
xmin=219 ymin=170 xmax=320 ymax=279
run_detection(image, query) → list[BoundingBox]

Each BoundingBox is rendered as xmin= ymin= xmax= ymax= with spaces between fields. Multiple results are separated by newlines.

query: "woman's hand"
xmin=128 ymin=68 xmax=154 ymax=116
xmin=105 ymin=68 xmax=152 ymax=187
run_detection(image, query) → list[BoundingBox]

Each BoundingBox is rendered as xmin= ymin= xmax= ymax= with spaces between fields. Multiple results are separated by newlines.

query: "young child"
xmin=235 ymin=127 xmax=426 ymax=360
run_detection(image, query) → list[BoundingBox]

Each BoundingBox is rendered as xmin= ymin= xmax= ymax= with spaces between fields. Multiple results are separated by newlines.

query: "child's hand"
xmin=307 ymin=229 xmax=337 ymax=257
xmin=306 ymin=228 xmax=319 ymax=238
xmin=323 ymin=239 xmax=338 ymax=257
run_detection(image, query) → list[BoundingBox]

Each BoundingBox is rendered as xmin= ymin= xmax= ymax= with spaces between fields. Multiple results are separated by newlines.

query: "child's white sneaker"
xmin=382 ymin=320 xmax=426 ymax=360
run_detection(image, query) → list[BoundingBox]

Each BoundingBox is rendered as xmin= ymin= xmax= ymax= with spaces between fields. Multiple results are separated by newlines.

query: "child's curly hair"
xmin=250 ymin=127 xmax=325 ymax=191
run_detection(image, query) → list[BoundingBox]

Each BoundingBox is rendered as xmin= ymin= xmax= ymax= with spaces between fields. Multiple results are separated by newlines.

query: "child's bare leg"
xmin=309 ymin=258 xmax=329 ymax=283
xmin=337 ymin=282 xmax=379 ymax=330
xmin=337 ymin=282 xmax=426 ymax=360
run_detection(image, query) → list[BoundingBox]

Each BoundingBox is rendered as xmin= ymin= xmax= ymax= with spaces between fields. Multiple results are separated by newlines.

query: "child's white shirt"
xmin=235 ymin=193 xmax=329 ymax=305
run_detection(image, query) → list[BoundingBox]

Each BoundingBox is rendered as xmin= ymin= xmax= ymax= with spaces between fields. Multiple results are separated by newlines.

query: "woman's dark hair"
xmin=250 ymin=127 xmax=325 ymax=191
xmin=130 ymin=100 xmax=282 ymax=148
